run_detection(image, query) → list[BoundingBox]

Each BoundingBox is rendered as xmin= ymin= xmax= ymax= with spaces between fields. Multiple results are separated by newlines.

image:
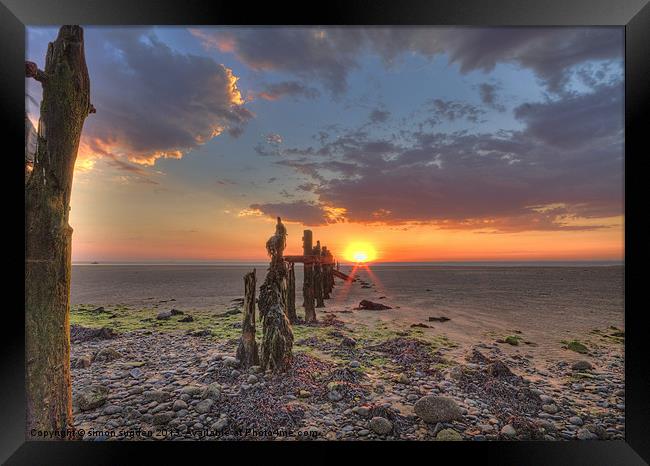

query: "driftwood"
xmin=259 ymin=218 xmax=294 ymax=372
xmin=236 ymin=270 xmax=259 ymax=368
xmin=25 ymin=26 xmax=93 ymax=438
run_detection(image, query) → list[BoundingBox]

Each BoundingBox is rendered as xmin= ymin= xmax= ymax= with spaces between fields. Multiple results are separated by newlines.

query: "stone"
xmin=170 ymin=309 xmax=184 ymax=315
xmin=178 ymin=315 xmax=194 ymax=322
xmin=76 ymin=385 xmax=109 ymax=411
xmin=349 ymin=360 xmax=361 ymax=368
xmin=396 ymin=373 xmax=410 ymax=384
xmin=143 ymin=390 xmax=172 ymax=403
xmin=355 ymin=406 xmax=370 ymax=417
xmin=354 ymin=300 xmax=392 ymax=310
xmin=542 ymin=404 xmax=559 ymax=414
xmin=369 ymin=417 xmax=393 ymax=435
xmin=428 ymin=316 xmax=451 ymax=323
xmin=203 ymin=382 xmax=222 ymax=400
xmin=414 ymin=396 xmax=462 ymax=423
xmin=211 ymin=418 xmax=228 ymax=431
xmin=103 ymin=404 xmax=122 ymax=415
xmin=152 ymin=412 xmax=174 ymax=425
xmin=436 ymin=428 xmax=462 ymax=441
xmin=577 ymin=428 xmax=598 ymax=440
xmin=181 ymin=385 xmax=203 ymax=396
xmin=223 ymin=356 xmax=240 ymax=368
xmin=501 ymin=424 xmax=516 ymax=437
xmin=328 ymin=390 xmax=343 ymax=402
xmin=156 ymin=311 xmax=172 ymax=320
xmin=195 ymin=399 xmax=214 ymax=414
xmin=341 ymin=337 xmax=357 ymax=347
xmin=72 ymin=355 xmax=92 ymax=369
xmin=569 ymin=416 xmax=584 ymax=426
xmin=93 ymin=347 xmax=122 ymax=363
xmin=129 ymin=368 xmax=143 ymax=379
xmin=247 ymin=374 xmax=258 ymax=384
xmin=572 ymin=360 xmax=593 ymax=371
xmin=299 ymin=390 xmax=312 ymax=398
xmin=172 ymin=399 xmax=188 ymax=411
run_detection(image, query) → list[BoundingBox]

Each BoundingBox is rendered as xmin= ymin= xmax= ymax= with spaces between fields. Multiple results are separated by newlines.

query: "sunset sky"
xmin=26 ymin=27 xmax=624 ymax=263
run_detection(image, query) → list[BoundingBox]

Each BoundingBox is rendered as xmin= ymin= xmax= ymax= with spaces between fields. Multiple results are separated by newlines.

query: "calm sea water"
xmin=71 ymin=263 xmax=624 ymax=325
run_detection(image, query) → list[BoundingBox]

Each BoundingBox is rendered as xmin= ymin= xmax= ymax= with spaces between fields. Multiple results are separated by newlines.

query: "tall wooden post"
xmin=313 ymin=240 xmax=325 ymax=308
xmin=286 ymin=262 xmax=297 ymax=323
xmin=302 ymin=230 xmax=316 ymax=322
xmin=236 ymin=270 xmax=259 ymax=368
xmin=25 ymin=26 xmax=93 ymax=438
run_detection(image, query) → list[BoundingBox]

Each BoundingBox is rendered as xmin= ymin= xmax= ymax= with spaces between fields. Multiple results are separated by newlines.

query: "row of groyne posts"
xmin=236 ymin=217 xmax=351 ymax=372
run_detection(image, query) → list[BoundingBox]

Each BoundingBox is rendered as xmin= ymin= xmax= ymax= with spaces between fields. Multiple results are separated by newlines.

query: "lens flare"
xmin=344 ymin=242 xmax=377 ymax=263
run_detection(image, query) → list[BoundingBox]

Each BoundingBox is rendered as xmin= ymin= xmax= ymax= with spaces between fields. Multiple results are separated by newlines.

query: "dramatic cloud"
xmin=368 ymin=108 xmax=391 ymax=124
xmin=478 ymin=83 xmax=505 ymax=111
xmin=267 ymin=82 xmax=623 ymax=232
xmin=427 ymin=99 xmax=486 ymax=124
xmin=27 ymin=28 xmax=254 ymax=170
xmin=249 ymin=201 xmax=330 ymax=226
xmin=191 ymin=27 xmax=623 ymax=95
xmin=257 ymin=81 xmax=320 ymax=101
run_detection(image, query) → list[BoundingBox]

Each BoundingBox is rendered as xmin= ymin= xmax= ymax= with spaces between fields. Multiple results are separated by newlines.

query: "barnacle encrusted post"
xmin=259 ymin=217 xmax=294 ymax=372
xmin=236 ymin=269 xmax=259 ymax=368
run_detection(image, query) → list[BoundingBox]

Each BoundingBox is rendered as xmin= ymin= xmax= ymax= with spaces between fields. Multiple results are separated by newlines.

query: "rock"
xmin=566 ymin=340 xmax=589 ymax=354
xmin=152 ymin=412 xmax=174 ymax=425
xmin=328 ymin=390 xmax=343 ymax=402
xmin=129 ymin=368 xmax=143 ymax=379
xmin=70 ymin=325 xmax=117 ymax=343
xmin=355 ymin=406 xmax=370 ymax=417
xmin=187 ymin=329 xmax=212 ymax=337
xmin=354 ymin=300 xmax=392 ymax=311
xmin=571 ymin=360 xmax=593 ymax=371
xmin=211 ymin=418 xmax=228 ymax=431
xmin=428 ymin=316 xmax=450 ymax=323
xmin=501 ymin=424 xmax=516 ymax=437
xmin=504 ymin=336 xmax=520 ymax=346
xmin=369 ymin=417 xmax=393 ymax=435
xmin=170 ymin=309 xmax=184 ymax=315
xmin=414 ymin=396 xmax=462 ymax=423
xmin=93 ymin=347 xmax=122 ymax=363
xmin=223 ymin=356 xmax=240 ymax=368
xmin=577 ymin=428 xmax=598 ymax=440
xmin=195 ymin=399 xmax=214 ymax=414
xmin=178 ymin=315 xmax=194 ymax=322
xmin=181 ymin=385 xmax=203 ymax=397
xmin=203 ymin=382 xmax=222 ymax=400
xmin=410 ymin=323 xmax=431 ymax=328
xmin=173 ymin=399 xmax=188 ymax=411
xmin=299 ymin=390 xmax=312 ymax=398
xmin=542 ymin=404 xmax=559 ymax=414
xmin=395 ymin=373 xmax=410 ymax=384
xmin=349 ymin=360 xmax=361 ymax=368
xmin=569 ymin=416 xmax=584 ymax=426
xmin=341 ymin=337 xmax=357 ymax=347
xmin=143 ymin=390 xmax=172 ymax=403
xmin=247 ymin=374 xmax=258 ymax=384
xmin=435 ymin=428 xmax=462 ymax=441
xmin=156 ymin=311 xmax=172 ymax=320
xmin=76 ymin=385 xmax=109 ymax=411
xmin=103 ymin=405 xmax=122 ymax=415
xmin=487 ymin=360 xmax=514 ymax=378
xmin=72 ymin=355 xmax=92 ymax=369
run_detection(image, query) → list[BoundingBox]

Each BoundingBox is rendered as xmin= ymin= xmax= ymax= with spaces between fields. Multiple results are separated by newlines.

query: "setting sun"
xmin=344 ymin=242 xmax=378 ymax=263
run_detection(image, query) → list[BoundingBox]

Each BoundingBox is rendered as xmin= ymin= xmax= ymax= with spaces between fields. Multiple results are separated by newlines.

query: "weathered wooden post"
xmin=236 ymin=269 xmax=259 ymax=368
xmin=25 ymin=26 xmax=94 ymax=438
xmin=313 ymin=240 xmax=325 ymax=308
xmin=302 ymin=230 xmax=316 ymax=322
xmin=286 ymin=262 xmax=297 ymax=323
xmin=322 ymin=246 xmax=332 ymax=299
xmin=259 ymin=217 xmax=294 ymax=372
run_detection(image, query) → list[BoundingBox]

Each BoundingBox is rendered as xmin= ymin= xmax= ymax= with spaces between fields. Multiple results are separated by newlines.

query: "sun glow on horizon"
xmin=344 ymin=241 xmax=378 ymax=263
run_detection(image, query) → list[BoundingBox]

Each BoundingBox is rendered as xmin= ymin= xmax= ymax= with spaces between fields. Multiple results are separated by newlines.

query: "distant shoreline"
xmin=72 ymin=260 xmax=624 ymax=267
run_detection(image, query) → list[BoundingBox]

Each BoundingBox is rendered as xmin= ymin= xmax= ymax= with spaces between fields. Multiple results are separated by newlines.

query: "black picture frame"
xmin=2 ymin=0 xmax=648 ymax=464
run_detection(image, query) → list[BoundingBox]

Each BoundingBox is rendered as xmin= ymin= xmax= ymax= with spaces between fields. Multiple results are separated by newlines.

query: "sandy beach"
xmin=69 ymin=263 xmax=625 ymax=441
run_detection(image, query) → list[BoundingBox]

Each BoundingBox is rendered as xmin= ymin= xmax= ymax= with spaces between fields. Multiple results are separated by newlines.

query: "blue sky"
xmin=26 ymin=27 xmax=624 ymax=261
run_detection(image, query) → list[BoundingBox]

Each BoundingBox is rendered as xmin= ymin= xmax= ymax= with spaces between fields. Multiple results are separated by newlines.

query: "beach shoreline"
xmin=68 ymin=264 xmax=624 ymax=441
